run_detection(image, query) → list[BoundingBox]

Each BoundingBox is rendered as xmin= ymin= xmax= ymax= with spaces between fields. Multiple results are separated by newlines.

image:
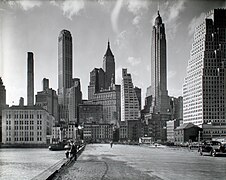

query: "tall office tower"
xmin=58 ymin=29 xmax=73 ymax=105
xmin=58 ymin=30 xmax=73 ymax=122
xmin=103 ymin=41 xmax=115 ymax=89
xmin=150 ymin=11 xmax=169 ymax=114
xmin=121 ymin=69 xmax=140 ymax=122
xmin=0 ymin=77 xmax=6 ymax=143
xmin=68 ymin=78 xmax=82 ymax=123
xmin=36 ymin=78 xmax=58 ymax=125
xmin=27 ymin=52 xmax=34 ymax=106
xmin=88 ymin=41 xmax=121 ymax=124
xmin=183 ymin=9 xmax=226 ymax=140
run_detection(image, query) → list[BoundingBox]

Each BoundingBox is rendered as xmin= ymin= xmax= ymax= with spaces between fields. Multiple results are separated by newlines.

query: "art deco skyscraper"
xmin=150 ymin=11 xmax=169 ymax=114
xmin=27 ymin=52 xmax=34 ymax=106
xmin=103 ymin=41 xmax=115 ymax=89
xmin=183 ymin=9 xmax=226 ymax=139
xmin=58 ymin=29 xmax=73 ymax=105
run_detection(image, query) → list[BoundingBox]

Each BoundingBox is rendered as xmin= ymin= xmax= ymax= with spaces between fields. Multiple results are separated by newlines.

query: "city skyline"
xmin=1 ymin=0 xmax=226 ymax=107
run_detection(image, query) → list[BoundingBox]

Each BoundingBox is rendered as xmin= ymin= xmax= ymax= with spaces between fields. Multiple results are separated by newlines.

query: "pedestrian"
xmin=65 ymin=149 xmax=69 ymax=159
xmin=70 ymin=143 xmax=77 ymax=160
xmin=110 ymin=141 xmax=113 ymax=148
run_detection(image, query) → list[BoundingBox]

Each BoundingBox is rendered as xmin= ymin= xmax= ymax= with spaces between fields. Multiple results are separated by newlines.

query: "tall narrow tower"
xmin=58 ymin=29 xmax=73 ymax=105
xmin=103 ymin=41 xmax=115 ymax=89
xmin=27 ymin=52 xmax=34 ymax=106
xmin=151 ymin=11 xmax=169 ymax=114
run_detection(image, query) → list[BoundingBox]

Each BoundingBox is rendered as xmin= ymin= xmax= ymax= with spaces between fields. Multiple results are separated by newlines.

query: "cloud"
xmin=8 ymin=0 xmax=42 ymax=10
xmin=127 ymin=0 xmax=148 ymax=15
xmin=50 ymin=0 xmax=85 ymax=20
xmin=114 ymin=30 xmax=127 ymax=49
xmin=111 ymin=0 xmax=123 ymax=34
xmin=154 ymin=0 xmax=186 ymax=40
xmin=126 ymin=0 xmax=149 ymax=26
xmin=188 ymin=12 xmax=205 ymax=36
xmin=127 ymin=57 xmax=141 ymax=66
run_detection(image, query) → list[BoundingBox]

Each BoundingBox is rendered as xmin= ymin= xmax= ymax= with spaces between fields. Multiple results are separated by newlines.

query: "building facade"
xmin=36 ymin=78 xmax=58 ymax=125
xmin=150 ymin=11 xmax=170 ymax=115
xmin=174 ymin=123 xmax=202 ymax=145
xmin=183 ymin=9 xmax=226 ymax=139
xmin=83 ymin=123 xmax=113 ymax=143
xmin=88 ymin=41 xmax=121 ymax=124
xmin=0 ymin=77 xmax=6 ymax=143
xmin=58 ymin=29 xmax=73 ymax=122
xmin=78 ymin=104 xmax=103 ymax=124
xmin=121 ymin=69 xmax=140 ymax=122
xmin=2 ymin=106 xmax=54 ymax=145
xmin=68 ymin=78 xmax=82 ymax=124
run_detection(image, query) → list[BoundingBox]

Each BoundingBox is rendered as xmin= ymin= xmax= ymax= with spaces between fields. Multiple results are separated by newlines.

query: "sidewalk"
xmin=53 ymin=144 xmax=161 ymax=180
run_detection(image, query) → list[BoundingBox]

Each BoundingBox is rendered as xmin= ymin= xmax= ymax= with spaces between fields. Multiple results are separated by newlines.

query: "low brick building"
xmin=174 ymin=123 xmax=202 ymax=145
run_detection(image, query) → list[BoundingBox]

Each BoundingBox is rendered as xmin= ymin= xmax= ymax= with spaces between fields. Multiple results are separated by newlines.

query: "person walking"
xmin=110 ymin=141 xmax=113 ymax=148
xmin=70 ymin=143 xmax=77 ymax=160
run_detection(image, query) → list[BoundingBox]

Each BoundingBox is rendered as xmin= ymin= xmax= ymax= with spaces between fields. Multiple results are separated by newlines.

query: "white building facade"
xmin=183 ymin=9 xmax=226 ymax=140
xmin=121 ymin=69 xmax=140 ymax=122
xmin=2 ymin=106 xmax=54 ymax=145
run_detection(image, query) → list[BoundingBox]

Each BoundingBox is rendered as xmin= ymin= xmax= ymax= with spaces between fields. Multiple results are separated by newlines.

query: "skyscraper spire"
xmin=104 ymin=39 xmax=114 ymax=57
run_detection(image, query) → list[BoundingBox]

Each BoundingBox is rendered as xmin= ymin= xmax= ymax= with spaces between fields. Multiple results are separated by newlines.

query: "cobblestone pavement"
xmin=53 ymin=143 xmax=226 ymax=180
xmin=53 ymin=144 xmax=160 ymax=180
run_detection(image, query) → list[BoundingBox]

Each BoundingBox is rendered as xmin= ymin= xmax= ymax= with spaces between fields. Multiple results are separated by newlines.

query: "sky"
xmin=0 ymin=0 xmax=225 ymax=107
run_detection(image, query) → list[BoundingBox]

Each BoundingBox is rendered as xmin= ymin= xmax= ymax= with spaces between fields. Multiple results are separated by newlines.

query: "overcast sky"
xmin=1 ymin=0 xmax=225 ymax=107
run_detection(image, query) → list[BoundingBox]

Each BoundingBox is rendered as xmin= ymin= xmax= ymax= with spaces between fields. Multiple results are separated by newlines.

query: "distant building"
xmin=144 ymin=11 xmax=171 ymax=142
xmin=174 ymin=123 xmax=202 ymax=145
xmin=2 ymin=106 xmax=54 ymax=145
xmin=127 ymin=120 xmax=142 ymax=142
xmin=134 ymin=87 xmax=141 ymax=110
xmin=36 ymin=78 xmax=58 ymax=125
xmin=58 ymin=29 xmax=73 ymax=123
xmin=68 ymin=78 xmax=82 ymax=124
xmin=121 ymin=69 xmax=140 ymax=122
xmin=166 ymin=119 xmax=180 ymax=142
xmin=183 ymin=9 xmax=226 ymax=140
xmin=83 ymin=123 xmax=113 ymax=143
xmin=88 ymin=41 xmax=121 ymax=124
xmin=119 ymin=121 xmax=128 ymax=141
xmin=78 ymin=104 xmax=103 ymax=124
xmin=0 ymin=77 xmax=6 ymax=143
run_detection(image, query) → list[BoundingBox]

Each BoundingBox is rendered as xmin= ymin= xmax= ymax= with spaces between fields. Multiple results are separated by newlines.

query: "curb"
xmin=32 ymin=145 xmax=86 ymax=180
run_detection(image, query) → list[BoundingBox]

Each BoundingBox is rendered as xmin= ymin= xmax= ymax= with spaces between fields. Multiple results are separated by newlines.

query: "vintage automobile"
xmin=211 ymin=142 xmax=226 ymax=157
xmin=198 ymin=140 xmax=222 ymax=156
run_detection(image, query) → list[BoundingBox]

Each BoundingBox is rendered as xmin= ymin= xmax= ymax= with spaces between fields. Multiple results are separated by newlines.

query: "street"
xmin=54 ymin=144 xmax=226 ymax=180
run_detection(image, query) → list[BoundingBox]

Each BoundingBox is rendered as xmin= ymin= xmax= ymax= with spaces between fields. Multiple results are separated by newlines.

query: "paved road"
xmin=54 ymin=144 xmax=226 ymax=180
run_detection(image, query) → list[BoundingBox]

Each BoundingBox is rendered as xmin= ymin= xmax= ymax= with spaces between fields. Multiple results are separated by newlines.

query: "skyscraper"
xmin=0 ymin=77 xmax=6 ymax=143
xmin=88 ymin=41 xmax=121 ymax=124
xmin=58 ymin=29 xmax=73 ymax=105
xmin=58 ymin=30 xmax=73 ymax=122
xmin=150 ymin=11 xmax=169 ymax=114
xmin=183 ymin=9 xmax=226 ymax=140
xmin=103 ymin=41 xmax=115 ymax=89
xmin=121 ymin=69 xmax=140 ymax=122
xmin=27 ymin=52 xmax=34 ymax=106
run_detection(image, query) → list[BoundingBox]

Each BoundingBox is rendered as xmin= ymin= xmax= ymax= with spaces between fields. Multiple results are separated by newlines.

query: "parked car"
xmin=211 ymin=142 xmax=226 ymax=157
xmin=198 ymin=140 xmax=221 ymax=156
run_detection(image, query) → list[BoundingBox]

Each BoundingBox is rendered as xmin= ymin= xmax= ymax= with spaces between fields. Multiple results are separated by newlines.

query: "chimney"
xmin=27 ymin=52 xmax=34 ymax=106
